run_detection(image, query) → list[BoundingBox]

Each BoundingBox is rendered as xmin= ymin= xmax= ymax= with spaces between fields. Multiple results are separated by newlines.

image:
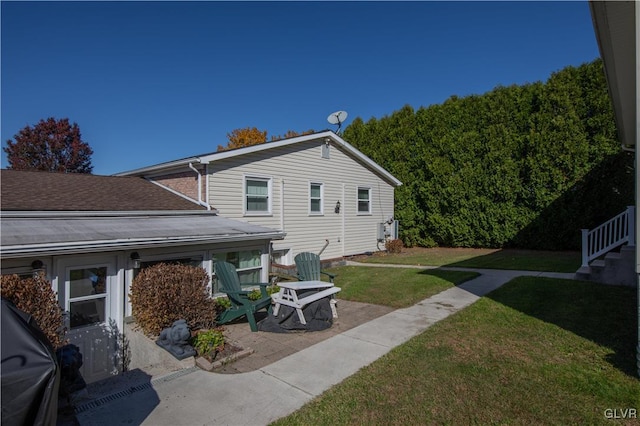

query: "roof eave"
xmin=114 ymin=157 xmax=201 ymax=176
xmin=0 ymin=210 xmax=219 ymax=218
xmin=0 ymin=231 xmax=286 ymax=259
xmin=199 ymin=131 xmax=403 ymax=187
xmin=113 ymin=131 xmax=402 ymax=187
xmin=590 ymin=1 xmax=637 ymax=149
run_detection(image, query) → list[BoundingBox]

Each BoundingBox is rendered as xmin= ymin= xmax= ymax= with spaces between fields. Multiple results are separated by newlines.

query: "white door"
xmin=62 ymin=258 xmax=120 ymax=384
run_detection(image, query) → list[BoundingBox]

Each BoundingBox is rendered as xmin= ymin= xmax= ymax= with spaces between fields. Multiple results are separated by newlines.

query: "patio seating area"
xmin=212 ymin=299 xmax=393 ymax=373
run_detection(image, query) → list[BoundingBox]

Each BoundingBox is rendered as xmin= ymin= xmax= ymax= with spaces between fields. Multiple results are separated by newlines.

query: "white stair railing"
xmin=581 ymin=206 xmax=636 ymax=267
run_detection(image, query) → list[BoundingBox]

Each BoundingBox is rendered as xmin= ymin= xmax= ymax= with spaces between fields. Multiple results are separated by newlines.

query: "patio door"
xmin=61 ymin=256 xmax=120 ymax=384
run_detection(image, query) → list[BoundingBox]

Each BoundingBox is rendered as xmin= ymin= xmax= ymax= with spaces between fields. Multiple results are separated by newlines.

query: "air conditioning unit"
xmin=390 ymin=220 xmax=399 ymax=240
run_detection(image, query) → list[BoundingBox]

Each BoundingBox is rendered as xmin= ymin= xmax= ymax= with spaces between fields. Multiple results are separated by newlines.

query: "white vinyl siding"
xmin=207 ymin=138 xmax=397 ymax=264
xmin=244 ymin=177 xmax=271 ymax=215
xmin=309 ymin=182 xmax=323 ymax=215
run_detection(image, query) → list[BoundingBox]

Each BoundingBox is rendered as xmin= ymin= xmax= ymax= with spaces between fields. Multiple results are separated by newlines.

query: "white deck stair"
xmin=575 ymin=206 xmax=636 ymax=286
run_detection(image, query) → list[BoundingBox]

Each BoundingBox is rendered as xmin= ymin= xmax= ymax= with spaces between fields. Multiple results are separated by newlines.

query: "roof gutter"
xmin=1 ymin=210 xmax=219 ymax=218
xmin=113 ymin=156 xmax=200 ymax=176
xmin=1 ymin=232 xmax=287 ymax=259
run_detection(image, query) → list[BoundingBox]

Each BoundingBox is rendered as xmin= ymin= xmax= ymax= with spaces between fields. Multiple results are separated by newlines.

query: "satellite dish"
xmin=327 ymin=110 xmax=348 ymax=134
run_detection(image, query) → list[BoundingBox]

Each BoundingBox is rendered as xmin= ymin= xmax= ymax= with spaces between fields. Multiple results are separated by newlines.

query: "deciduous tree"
xmin=4 ymin=117 xmax=93 ymax=173
xmin=217 ymin=127 xmax=267 ymax=151
xmin=217 ymin=127 xmax=316 ymax=151
xmin=270 ymin=129 xmax=315 ymax=141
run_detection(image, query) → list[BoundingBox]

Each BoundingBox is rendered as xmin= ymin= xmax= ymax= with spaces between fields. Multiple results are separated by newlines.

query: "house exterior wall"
xmin=150 ymin=169 xmax=205 ymax=202
xmin=206 ymin=139 xmax=397 ymax=264
xmin=0 ymin=238 xmax=272 ymax=383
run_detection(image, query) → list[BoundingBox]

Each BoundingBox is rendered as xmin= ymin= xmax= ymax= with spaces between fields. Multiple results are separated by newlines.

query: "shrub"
xmin=216 ymin=297 xmax=231 ymax=309
xmin=130 ymin=263 xmax=219 ymax=336
xmin=247 ymin=285 xmax=280 ymax=301
xmin=1 ymin=273 xmax=66 ymax=349
xmin=191 ymin=328 xmax=225 ymax=360
xmin=344 ymin=59 xmax=632 ymax=250
xmin=385 ymin=239 xmax=404 ymax=254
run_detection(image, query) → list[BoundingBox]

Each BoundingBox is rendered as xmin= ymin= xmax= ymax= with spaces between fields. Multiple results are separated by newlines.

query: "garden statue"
xmin=156 ymin=319 xmax=196 ymax=360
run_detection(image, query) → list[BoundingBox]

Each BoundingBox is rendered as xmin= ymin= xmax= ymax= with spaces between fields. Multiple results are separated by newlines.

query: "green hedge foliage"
xmin=343 ymin=59 xmax=634 ymax=250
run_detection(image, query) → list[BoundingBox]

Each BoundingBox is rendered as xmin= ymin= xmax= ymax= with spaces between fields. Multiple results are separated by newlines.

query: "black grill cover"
xmin=1 ymin=297 xmax=60 ymax=425
xmin=258 ymin=292 xmax=334 ymax=333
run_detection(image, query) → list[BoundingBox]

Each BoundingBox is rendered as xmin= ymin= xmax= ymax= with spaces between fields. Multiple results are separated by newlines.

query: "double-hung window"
xmin=68 ymin=266 xmax=107 ymax=329
xmin=357 ymin=187 xmax=371 ymax=214
xmin=245 ymin=177 xmax=271 ymax=215
xmin=309 ymin=182 xmax=323 ymax=215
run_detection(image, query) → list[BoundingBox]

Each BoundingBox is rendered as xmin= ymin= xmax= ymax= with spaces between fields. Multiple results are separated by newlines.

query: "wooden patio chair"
xmin=214 ymin=261 xmax=272 ymax=332
xmin=294 ymin=252 xmax=335 ymax=283
xmin=294 ymin=252 xmax=338 ymax=318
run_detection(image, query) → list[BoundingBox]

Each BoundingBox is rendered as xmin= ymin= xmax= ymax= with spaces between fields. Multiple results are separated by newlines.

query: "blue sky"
xmin=1 ymin=1 xmax=600 ymax=175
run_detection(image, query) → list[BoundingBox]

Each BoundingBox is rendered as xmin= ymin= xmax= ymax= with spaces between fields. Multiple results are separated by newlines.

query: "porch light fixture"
xmin=31 ymin=260 xmax=45 ymax=277
xmin=334 ymin=201 xmax=341 ymax=214
xmin=130 ymin=252 xmax=141 ymax=269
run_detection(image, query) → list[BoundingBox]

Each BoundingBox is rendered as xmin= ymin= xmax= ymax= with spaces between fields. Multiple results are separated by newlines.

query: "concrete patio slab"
xmin=261 ymin=333 xmax=392 ymax=397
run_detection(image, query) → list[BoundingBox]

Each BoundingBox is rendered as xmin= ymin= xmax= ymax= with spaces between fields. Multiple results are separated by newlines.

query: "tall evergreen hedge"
xmin=343 ymin=59 xmax=634 ymax=250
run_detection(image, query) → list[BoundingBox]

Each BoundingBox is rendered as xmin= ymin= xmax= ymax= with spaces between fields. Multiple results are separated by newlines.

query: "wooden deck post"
xmin=627 ymin=206 xmax=636 ymax=247
xmin=581 ymin=229 xmax=589 ymax=267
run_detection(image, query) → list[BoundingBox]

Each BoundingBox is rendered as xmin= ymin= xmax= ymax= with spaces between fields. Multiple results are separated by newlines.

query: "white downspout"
xmin=205 ymin=163 xmax=210 ymax=209
xmin=633 ymin=2 xmax=640 ymax=376
xmin=188 ymin=162 xmax=210 ymax=210
xmin=341 ymin=183 xmax=345 ymax=256
xmin=280 ymin=180 xmax=285 ymax=231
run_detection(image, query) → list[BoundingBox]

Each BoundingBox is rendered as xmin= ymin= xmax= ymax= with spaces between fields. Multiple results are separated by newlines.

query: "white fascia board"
xmin=113 ymin=131 xmax=403 ymax=187
xmin=113 ymin=157 xmax=201 ymax=176
xmin=0 ymin=210 xmax=218 ymax=218
xmin=1 ymin=232 xmax=287 ymax=259
xmin=200 ymin=131 xmax=403 ymax=187
xmin=590 ymin=1 xmax=636 ymax=148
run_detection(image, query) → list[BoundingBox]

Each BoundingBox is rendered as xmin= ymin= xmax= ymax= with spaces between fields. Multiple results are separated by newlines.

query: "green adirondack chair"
xmin=294 ymin=252 xmax=335 ymax=283
xmin=214 ymin=261 xmax=272 ymax=332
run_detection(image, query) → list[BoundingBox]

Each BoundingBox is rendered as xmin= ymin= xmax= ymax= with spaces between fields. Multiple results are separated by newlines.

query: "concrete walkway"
xmin=75 ymin=266 xmax=575 ymax=426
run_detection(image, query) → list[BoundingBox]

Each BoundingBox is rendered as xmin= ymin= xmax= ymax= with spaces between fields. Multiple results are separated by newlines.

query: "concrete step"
xmin=604 ymin=251 xmax=621 ymax=268
xmin=574 ymin=266 xmax=591 ymax=281
xmin=574 ymin=245 xmax=636 ymax=287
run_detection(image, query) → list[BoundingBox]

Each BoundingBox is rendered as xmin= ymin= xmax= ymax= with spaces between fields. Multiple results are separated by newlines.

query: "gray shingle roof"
xmin=1 ymin=213 xmax=285 ymax=257
xmin=1 ymin=169 xmax=204 ymax=211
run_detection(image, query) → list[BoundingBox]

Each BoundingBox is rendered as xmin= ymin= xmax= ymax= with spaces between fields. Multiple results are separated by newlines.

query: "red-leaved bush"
xmin=1 ymin=273 xmax=66 ymax=349
xmin=130 ymin=263 xmax=220 ymax=336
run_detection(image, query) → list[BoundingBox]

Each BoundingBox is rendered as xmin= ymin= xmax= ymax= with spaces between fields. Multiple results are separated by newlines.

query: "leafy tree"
xmin=343 ymin=59 xmax=630 ymax=250
xmin=217 ymin=127 xmax=317 ymax=151
xmin=270 ymin=129 xmax=315 ymax=141
xmin=4 ymin=117 xmax=93 ymax=173
xmin=218 ymin=127 xmax=315 ymax=152
xmin=217 ymin=127 xmax=267 ymax=152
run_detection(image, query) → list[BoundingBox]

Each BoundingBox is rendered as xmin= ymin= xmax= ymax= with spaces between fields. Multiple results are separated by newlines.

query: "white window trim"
xmin=211 ymin=249 xmax=263 ymax=296
xmin=357 ymin=186 xmax=372 ymax=215
xmin=243 ymin=175 xmax=273 ymax=216
xmin=309 ymin=181 xmax=324 ymax=216
xmin=65 ymin=263 xmax=111 ymax=330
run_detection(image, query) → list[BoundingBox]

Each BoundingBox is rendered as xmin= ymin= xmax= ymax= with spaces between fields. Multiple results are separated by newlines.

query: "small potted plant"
xmin=191 ymin=328 xmax=226 ymax=362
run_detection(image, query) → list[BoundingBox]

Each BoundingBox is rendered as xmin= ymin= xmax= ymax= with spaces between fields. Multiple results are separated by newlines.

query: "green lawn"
xmin=327 ymin=265 xmax=478 ymax=308
xmin=358 ymin=247 xmax=581 ymax=273
xmin=273 ymin=277 xmax=639 ymax=425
